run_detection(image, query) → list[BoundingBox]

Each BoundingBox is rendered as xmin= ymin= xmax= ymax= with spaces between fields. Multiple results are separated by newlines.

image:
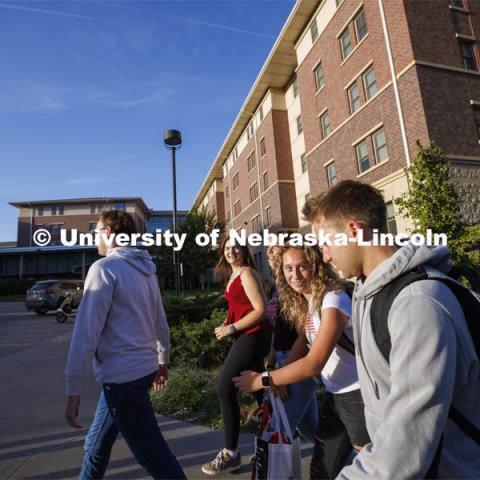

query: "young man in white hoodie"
xmin=304 ymin=180 xmax=480 ymax=479
xmin=64 ymin=210 xmax=185 ymax=480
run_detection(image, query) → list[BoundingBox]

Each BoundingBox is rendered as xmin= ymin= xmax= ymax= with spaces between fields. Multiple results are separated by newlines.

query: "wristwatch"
xmin=229 ymin=324 xmax=237 ymax=335
xmin=261 ymin=371 xmax=271 ymax=387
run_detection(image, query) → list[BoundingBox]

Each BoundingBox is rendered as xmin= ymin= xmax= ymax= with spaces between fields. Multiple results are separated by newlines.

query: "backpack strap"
xmin=370 ymin=267 xmax=428 ymax=363
xmin=337 ymin=332 xmax=355 ymax=355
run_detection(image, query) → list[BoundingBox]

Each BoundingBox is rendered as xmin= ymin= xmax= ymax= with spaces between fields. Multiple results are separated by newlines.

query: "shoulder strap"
xmin=337 ymin=332 xmax=355 ymax=355
xmin=370 ymin=267 xmax=428 ymax=363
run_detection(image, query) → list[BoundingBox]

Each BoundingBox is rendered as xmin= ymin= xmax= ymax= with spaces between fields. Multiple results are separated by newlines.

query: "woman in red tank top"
xmin=201 ymin=236 xmax=271 ymax=476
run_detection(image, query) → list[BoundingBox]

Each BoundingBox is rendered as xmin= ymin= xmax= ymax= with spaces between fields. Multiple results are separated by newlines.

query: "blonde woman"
xmin=234 ymin=242 xmax=369 ymax=479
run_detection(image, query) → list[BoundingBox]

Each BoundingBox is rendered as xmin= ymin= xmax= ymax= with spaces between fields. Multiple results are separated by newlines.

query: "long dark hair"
xmin=214 ymin=236 xmax=256 ymax=287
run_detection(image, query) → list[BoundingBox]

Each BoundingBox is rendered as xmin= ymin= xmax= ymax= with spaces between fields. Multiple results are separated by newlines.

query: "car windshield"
xmin=31 ymin=282 xmax=57 ymax=291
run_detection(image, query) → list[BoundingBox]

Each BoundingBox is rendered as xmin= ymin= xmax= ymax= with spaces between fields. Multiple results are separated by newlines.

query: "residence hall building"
xmin=192 ymin=0 xmax=480 ymax=272
xmin=2 ymin=197 xmax=187 ymax=279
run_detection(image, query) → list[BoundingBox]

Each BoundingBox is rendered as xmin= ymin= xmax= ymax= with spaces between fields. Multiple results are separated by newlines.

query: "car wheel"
xmin=35 ymin=309 xmax=48 ymax=315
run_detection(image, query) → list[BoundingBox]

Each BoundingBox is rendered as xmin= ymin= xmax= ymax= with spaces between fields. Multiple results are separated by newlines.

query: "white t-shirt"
xmin=305 ymin=290 xmax=360 ymax=394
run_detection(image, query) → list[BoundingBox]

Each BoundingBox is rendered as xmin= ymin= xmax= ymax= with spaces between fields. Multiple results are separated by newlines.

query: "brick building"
xmin=11 ymin=197 xmax=149 ymax=248
xmin=192 ymin=0 xmax=480 ymax=271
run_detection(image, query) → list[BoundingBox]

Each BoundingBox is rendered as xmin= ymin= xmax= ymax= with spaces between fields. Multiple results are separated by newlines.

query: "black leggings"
xmin=218 ymin=331 xmax=271 ymax=450
xmin=310 ymin=389 xmax=370 ymax=479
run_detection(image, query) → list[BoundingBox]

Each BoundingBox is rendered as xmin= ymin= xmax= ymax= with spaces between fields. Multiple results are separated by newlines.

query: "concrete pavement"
xmin=0 ymin=302 xmax=312 ymax=479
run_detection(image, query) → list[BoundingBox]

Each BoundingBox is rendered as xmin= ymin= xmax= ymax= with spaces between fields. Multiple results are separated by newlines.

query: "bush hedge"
xmin=170 ymin=308 xmax=232 ymax=369
xmin=150 ymin=367 xmax=257 ymax=429
xmin=0 ymin=278 xmax=35 ymax=296
xmin=163 ymin=292 xmax=227 ymax=327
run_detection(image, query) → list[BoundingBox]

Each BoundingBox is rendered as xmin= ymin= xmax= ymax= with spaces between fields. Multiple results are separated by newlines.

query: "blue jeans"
xmin=79 ymin=391 xmax=117 ymax=480
xmin=275 ymin=350 xmax=319 ymax=443
xmin=79 ymin=372 xmax=185 ymax=480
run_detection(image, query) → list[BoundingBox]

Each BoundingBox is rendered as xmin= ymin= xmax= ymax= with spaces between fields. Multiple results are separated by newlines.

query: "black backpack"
xmin=370 ymin=267 xmax=480 ymax=477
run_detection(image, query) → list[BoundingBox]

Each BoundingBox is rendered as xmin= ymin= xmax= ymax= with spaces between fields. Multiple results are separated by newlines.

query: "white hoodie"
xmin=65 ymin=247 xmax=170 ymax=396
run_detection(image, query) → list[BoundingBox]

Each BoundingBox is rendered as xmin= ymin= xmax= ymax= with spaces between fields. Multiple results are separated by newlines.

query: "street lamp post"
xmin=164 ymin=129 xmax=182 ymax=296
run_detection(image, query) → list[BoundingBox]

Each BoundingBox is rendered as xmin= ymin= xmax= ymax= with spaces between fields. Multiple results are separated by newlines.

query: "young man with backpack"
xmin=303 ymin=180 xmax=480 ymax=479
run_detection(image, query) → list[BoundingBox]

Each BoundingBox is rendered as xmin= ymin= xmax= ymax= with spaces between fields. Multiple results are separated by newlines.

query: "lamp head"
xmin=164 ymin=130 xmax=182 ymax=149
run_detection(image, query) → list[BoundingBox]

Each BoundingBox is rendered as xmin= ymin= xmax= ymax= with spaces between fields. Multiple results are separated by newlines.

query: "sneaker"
xmin=202 ymin=449 xmax=241 ymax=475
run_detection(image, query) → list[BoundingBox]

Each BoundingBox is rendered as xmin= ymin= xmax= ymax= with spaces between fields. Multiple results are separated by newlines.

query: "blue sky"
xmin=0 ymin=0 xmax=294 ymax=241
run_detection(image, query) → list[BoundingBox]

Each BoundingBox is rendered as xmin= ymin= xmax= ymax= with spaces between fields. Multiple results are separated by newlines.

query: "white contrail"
xmin=101 ymin=2 xmax=276 ymax=39
xmin=0 ymin=3 xmax=99 ymax=20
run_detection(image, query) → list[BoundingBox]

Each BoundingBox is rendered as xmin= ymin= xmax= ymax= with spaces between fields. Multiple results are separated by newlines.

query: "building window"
xmin=296 ymin=115 xmax=303 ymax=135
xmin=320 ymin=111 xmax=331 ymax=138
xmin=226 ymin=210 xmax=231 ymax=223
xmin=225 ymin=185 xmax=229 ymax=199
xmin=234 ymin=200 xmax=241 ymax=216
xmin=340 ymin=29 xmax=353 ymax=59
xmin=310 ymin=20 xmax=319 ymax=43
xmin=356 ymin=140 xmax=370 ymax=173
xmin=51 ymin=206 xmax=57 ymax=216
xmin=326 ymin=162 xmax=337 ymax=186
xmin=263 ymin=171 xmax=269 ymax=190
xmin=373 ymin=128 xmax=389 ymax=163
xmin=89 ymin=222 xmax=97 ymax=232
xmin=363 ymin=66 xmax=378 ymax=100
xmin=58 ymin=206 xmax=64 ymax=215
xmin=348 ymin=82 xmax=361 ymax=113
xmin=232 ymin=172 xmax=239 ymax=189
xmin=450 ymin=0 xmax=465 ymax=8
xmin=35 ymin=207 xmax=44 ymax=216
xmin=301 ymin=153 xmax=308 ymax=174
xmin=249 ymin=182 xmax=259 ymax=203
xmin=252 ymin=215 xmax=262 ymax=233
xmin=247 ymin=152 xmax=256 ymax=172
xmin=473 ymin=107 xmax=480 ymax=137
xmin=260 ymin=137 xmax=266 ymax=156
xmin=314 ymin=64 xmax=325 ymax=91
xmin=293 ymin=79 xmax=299 ymax=98
xmin=265 ymin=206 xmax=272 ymax=227
xmin=90 ymin=204 xmax=97 ymax=214
xmin=354 ymin=9 xmax=368 ymax=42
xmin=233 ymin=146 xmax=238 ymax=162
xmin=259 ymin=105 xmax=264 ymax=122
xmin=459 ymin=40 xmax=477 ymax=70
xmin=115 ymin=201 xmax=126 ymax=211
xmin=386 ymin=202 xmax=398 ymax=235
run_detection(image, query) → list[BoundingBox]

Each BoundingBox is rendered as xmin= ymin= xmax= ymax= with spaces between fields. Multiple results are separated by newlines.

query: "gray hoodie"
xmin=339 ymin=243 xmax=480 ymax=479
xmin=65 ymin=247 xmax=170 ymax=396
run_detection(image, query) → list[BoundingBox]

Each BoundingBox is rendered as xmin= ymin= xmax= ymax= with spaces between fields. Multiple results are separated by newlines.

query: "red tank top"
xmin=224 ymin=273 xmax=271 ymax=336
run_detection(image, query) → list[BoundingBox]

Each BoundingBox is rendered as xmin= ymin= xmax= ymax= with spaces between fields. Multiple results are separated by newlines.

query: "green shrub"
xmin=170 ymin=308 xmax=232 ymax=368
xmin=151 ymin=367 xmax=257 ymax=429
xmin=0 ymin=278 xmax=35 ymax=296
xmin=163 ymin=292 xmax=227 ymax=327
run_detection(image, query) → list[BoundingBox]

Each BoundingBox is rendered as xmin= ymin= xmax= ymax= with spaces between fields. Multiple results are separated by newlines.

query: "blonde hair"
xmin=274 ymin=243 xmax=352 ymax=331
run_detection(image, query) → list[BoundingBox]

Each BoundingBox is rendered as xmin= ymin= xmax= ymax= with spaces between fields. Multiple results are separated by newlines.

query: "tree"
xmin=178 ymin=208 xmax=225 ymax=289
xmin=396 ymin=141 xmax=479 ymax=269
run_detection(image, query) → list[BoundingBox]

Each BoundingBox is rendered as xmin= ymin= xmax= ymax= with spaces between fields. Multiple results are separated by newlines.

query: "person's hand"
xmin=153 ymin=364 xmax=169 ymax=391
xmin=215 ymin=325 xmax=230 ymax=340
xmin=233 ymin=370 xmax=262 ymax=393
xmin=65 ymin=395 xmax=82 ymax=429
xmin=271 ymin=385 xmax=288 ymax=401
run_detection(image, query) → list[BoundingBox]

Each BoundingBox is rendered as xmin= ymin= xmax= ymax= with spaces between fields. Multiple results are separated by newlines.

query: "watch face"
xmin=261 ymin=373 xmax=270 ymax=387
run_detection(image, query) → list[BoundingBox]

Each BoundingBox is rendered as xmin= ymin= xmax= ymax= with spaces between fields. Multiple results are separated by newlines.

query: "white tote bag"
xmin=253 ymin=392 xmax=302 ymax=480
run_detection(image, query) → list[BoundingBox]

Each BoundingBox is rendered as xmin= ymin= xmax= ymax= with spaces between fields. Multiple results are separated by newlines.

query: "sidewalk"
xmin=0 ymin=311 xmax=312 ymax=479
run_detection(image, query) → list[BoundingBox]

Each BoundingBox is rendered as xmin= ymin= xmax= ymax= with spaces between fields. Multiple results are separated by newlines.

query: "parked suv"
xmin=26 ymin=280 xmax=84 ymax=315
